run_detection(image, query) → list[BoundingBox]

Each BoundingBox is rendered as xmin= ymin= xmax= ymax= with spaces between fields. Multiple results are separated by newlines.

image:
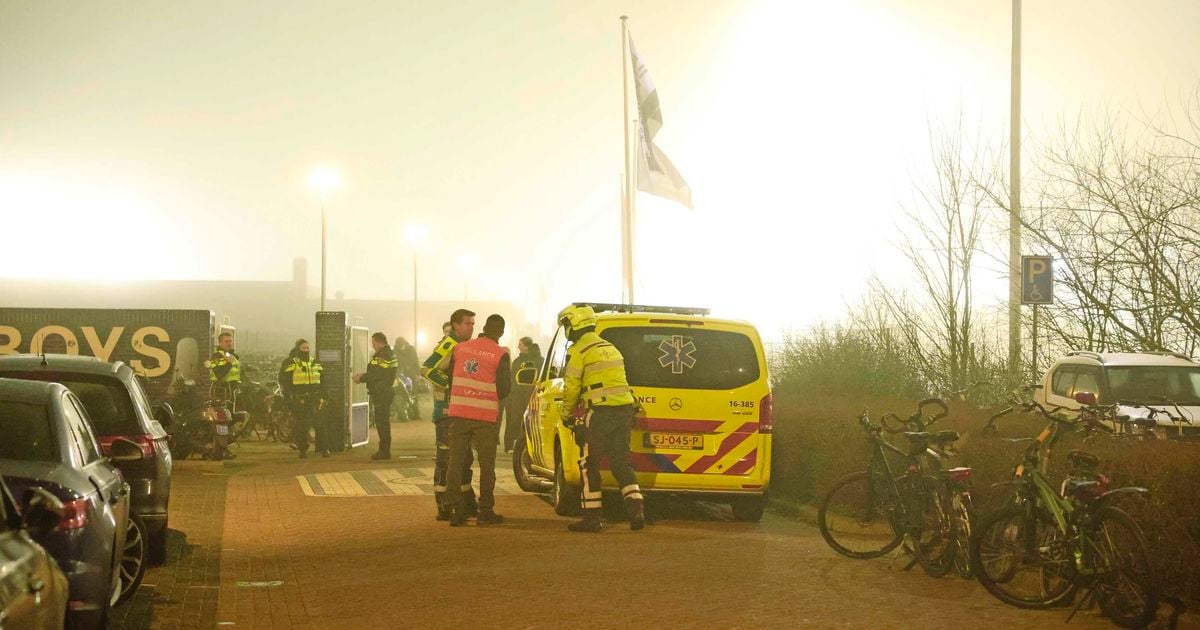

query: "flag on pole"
xmin=629 ymin=36 xmax=693 ymax=209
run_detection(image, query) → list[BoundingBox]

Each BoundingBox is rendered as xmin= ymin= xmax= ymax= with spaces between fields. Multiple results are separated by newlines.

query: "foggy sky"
xmin=3 ymin=0 xmax=1199 ymax=336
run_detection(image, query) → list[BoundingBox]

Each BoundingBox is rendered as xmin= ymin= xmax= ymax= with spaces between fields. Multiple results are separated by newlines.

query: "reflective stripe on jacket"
xmin=445 ymin=337 xmax=508 ymax=422
xmin=284 ymin=357 xmax=323 ymax=387
xmin=206 ymin=351 xmax=241 ymax=383
xmin=561 ymin=331 xmax=635 ymax=413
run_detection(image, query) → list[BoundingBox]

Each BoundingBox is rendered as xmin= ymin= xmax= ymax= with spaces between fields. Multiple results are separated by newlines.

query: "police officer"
xmin=205 ymin=332 xmax=241 ymax=459
xmin=355 ymin=332 xmax=398 ymax=460
xmin=420 ymin=309 xmax=478 ymax=520
xmin=280 ymin=339 xmax=326 ymax=459
xmin=206 ymin=332 xmax=242 ymax=405
xmin=439 ymin=314 xmax=511 ymax=526
xmin=558 ymin=305 xmax=645 ymax=533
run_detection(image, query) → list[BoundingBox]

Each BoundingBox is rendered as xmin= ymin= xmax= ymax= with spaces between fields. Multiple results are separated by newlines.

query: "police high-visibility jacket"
xmin=443 ymin=336 xmax=510 ymax=422
xmin=364 ymin=346 xmax=399 ymax=400
xmin=206 ymin=350 xmax=241 ymax=383
xmin=281 ymin=356 xmax=323 ymax=393
xmin=561 ymin=331 xmax=635 ymax=414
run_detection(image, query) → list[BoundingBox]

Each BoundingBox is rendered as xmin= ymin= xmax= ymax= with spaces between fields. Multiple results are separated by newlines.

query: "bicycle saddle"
xmin=904 ymin=430 xmax=960 ymax=444
xmin=1067 ymin=449 xmax=1099 ymax=469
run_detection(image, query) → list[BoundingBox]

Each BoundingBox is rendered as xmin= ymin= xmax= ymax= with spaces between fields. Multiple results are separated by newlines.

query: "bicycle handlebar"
xmin=918 ymin=398 xmax=949 ymax=424
xmin=879 ymin=412 xmax=909 ymax=434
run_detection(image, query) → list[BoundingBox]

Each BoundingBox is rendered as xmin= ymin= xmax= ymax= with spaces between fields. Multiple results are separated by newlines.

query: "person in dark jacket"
xmin=393 ymin=336 xmax=421 ymax=421
xmin=280 ymin=339 xmax=326 ymax=458
xmin=504 ymin=337 xmax=542 ymax=453
xmin=356 ymin=332 xmax=399 ymax=460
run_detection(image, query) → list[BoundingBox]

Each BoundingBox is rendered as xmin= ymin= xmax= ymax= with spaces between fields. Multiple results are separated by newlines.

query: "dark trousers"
xmin=580 ymin=405 xmax=641 ymax=513
xmin=434 ymin=418 xmax=474 ymax=501
xmin=292 ymin=394 xmax=325 ymax=454
xmin=504 ymin=385 xmax=534 ymax=452
xmin=443 ymin=417 xmax=499 ymax=512
xmin=372 ymin=396 xmax=393 ymax=453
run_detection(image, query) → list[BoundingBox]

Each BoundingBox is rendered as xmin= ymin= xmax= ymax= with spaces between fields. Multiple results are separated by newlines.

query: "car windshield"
xmin=599 ymin=327 xmax=761 ymax=390
xmin=1106 ymin=366 xmax=1200 ymax=405
xmin=0 ymin=400 xmax=57 ymax=462
xmin=0 ymin=372 xmax=139 ymax=436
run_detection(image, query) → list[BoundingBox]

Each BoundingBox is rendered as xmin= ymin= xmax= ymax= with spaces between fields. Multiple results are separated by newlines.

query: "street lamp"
xmin=457 ymin=254 xmax=478 ymax=300
xmin=308 ymin=166 xmax=341 ymax=311
xmin=405 ymin=225 xmax=430 ymax=352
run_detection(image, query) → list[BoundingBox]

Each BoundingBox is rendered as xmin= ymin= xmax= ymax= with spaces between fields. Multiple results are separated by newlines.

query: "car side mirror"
xmin=153 ymin=402 xmax=175 ymax=428
xmin=109 ymin=437 xmax=146 ymax=462
xmin=1074 ymin=391 xmax=1098 ymax=406
xmin=515 ymin=367 xmax=537 ymax=386
xmin=21 ymin=487 xmax=64 ymax=534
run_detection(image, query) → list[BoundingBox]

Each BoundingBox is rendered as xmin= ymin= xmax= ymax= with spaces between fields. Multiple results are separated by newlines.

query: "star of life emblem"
xmin=657 ymin=335 xmax=697 ymax=375
xmin=465 ymin=359 xmax=480 ymax=375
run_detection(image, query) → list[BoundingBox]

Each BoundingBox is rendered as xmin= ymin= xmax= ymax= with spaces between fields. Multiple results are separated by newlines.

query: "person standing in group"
xmin=503 ymin=337 xmax=542 ymax=453
xmin=206 ymin=332 xmax=242 ymax=405
xmin=205 ymin=332 xmax=242 ymax=459
xmin=393 ymin=336 xmax=421 ymax=421
xmin=355 ymin=332 xmax=398 ymax=460
xmin=280 ymin=339 xmax=326 ymax=459
xmin=557 ymin=305 xmax=644 ymax=533
xmin=421 ymin=310 xmax=478 ymax=521
xmin=439 ymin=314 xmax=511 ymax=526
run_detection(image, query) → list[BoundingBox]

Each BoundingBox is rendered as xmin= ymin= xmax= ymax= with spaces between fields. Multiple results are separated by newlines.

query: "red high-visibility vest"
xmin=446 ymin=336 xmax=509 ymax=422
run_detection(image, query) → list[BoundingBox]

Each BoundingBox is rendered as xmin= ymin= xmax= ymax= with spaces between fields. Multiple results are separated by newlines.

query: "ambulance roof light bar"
xmin=575 ymin=303 xmax=711 ymax=317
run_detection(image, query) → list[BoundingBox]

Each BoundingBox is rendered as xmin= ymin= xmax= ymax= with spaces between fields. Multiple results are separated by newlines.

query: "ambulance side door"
xmin=532 ymin=327 xmax=569 ymax=469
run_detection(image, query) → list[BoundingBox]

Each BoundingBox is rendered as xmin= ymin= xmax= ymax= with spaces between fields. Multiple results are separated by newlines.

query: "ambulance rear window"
xmin=599 ymin=327 xmax=760 ymax=390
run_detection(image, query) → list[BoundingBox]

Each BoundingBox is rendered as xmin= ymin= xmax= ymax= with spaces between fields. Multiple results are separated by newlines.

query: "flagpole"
xmin=620 ymin=15 xmax=634 ymax=305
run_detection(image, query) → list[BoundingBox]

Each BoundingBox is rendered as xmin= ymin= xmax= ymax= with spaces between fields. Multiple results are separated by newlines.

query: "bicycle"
xmin=817 ymin=399 xmax=964 ymax=577
xmin=968 ymin=392 xmax=1159 ymax=628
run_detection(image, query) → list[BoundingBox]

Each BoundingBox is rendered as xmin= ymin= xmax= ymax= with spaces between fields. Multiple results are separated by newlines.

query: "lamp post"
xmin=308 ymin=166 xmax=341 ymax=311
xmin=457 ymin=254 xmax=478 ymax=301
xmin=405 ymin=225 xmax=430 ymax=351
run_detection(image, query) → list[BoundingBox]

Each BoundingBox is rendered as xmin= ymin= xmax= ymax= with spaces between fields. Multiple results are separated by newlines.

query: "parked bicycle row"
xmin=817 ymin=385 xmax=1178 ymax=628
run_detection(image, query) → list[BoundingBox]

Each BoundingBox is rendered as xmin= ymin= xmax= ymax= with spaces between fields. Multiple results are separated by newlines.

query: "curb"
xmin=768 ymin=494 xmax=818 ymax=525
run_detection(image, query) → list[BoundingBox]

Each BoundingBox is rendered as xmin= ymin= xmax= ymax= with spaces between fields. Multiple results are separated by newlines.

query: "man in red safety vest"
xmin=439 ymin=314 xmax=512 ymax=526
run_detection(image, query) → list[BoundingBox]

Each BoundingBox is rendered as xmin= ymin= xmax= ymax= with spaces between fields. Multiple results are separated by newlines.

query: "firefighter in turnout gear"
xmin=355 ymin=332 xmax=398 ymax=460
xmin=280 ymin=339 xmax=326 ymax=458
xmin=421 ymin=309 xmax=478 ymax=521
xmin=558 ymin=305 xmax=645 ymax=533
xmin=439 ymin=314 xmax=512 ymax=526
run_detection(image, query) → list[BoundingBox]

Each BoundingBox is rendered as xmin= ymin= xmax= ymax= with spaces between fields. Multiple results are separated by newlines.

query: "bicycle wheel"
xmin=1087 ymin=506 xmax=1158 ymax=628
xmin=818 ymin=470 xmax=903 ymax=559
xmin=970 ymin=503 xmax=1076 ymax=609
xmin=950 ymin=492 xmax=974 ymax=579
xmin=900 ymin=475 xmax=955 ymax=578
xmin=273 ymin=410 xmax=293 ymax=442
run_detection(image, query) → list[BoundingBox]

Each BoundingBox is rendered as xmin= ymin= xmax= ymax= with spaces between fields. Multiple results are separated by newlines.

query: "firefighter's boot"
xmin=448 ymin=505 xmax=468 ymax=527
xmin=463 ymin=489 xmax=479 ymax=518
xmin=568 ymin=510 xmax=604 ymax=533
xmin=626 ymin=497 xmax=646 ymax=531
xmin=435 ymin=494 xmax=450 ymax=522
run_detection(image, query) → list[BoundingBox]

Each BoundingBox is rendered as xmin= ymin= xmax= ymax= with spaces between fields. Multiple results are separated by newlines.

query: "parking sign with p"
xmin=1022 ymin=256 xmax=1053 ymax=304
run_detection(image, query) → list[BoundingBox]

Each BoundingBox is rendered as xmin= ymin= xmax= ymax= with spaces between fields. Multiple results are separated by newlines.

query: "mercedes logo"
xmin=669 ymin=398 xmax=683 ymax=411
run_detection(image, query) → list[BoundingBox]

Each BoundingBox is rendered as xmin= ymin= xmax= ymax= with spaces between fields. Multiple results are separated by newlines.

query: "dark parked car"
xmin=0 ymin=355 xmax=173 ymax=569
xmin=0 ymin=479 xmax=70 ymax=630
xmin=0 ymin=378 xmax=136 ymax=630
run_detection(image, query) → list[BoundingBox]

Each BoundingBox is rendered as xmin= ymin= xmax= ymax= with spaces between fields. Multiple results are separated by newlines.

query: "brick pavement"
xmin=108 ymin=419 xmax=1190 ymax=629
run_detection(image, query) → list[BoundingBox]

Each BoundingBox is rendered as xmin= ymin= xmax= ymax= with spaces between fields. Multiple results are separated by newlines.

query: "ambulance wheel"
xmin=513 ymin=440 xmax=549 ymax=493
xmin=553 ymin=453 xmax=582 ymax=517
xmin=731 ymin=494 xmax=766 ymax=522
